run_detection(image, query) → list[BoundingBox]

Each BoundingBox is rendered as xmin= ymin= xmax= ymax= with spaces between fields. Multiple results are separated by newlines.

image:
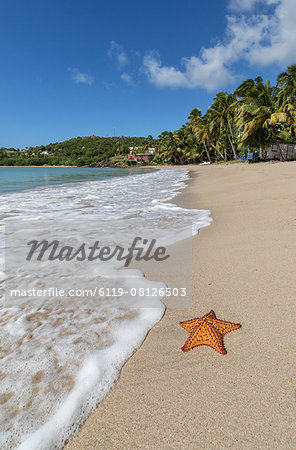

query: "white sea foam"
xmin=0 ymin=168 xmax=212 ymax=449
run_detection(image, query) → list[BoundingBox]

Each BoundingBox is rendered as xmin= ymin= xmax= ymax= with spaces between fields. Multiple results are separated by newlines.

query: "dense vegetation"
xmin=1 ymin=64 xmax=296 ymax=167
xmin=0 ymin=136 xmax=148 ymax=167
xmin=155 ymin=64 xmax=296 ymax=164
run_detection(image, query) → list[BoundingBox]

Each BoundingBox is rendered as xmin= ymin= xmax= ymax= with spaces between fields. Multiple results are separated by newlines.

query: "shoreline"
xmin=66 ymin=162 xmax=296 ymax=449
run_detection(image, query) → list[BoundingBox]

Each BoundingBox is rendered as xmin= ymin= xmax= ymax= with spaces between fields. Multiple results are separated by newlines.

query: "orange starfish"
xmin=180 ymin=310 xmax=241 ymax=354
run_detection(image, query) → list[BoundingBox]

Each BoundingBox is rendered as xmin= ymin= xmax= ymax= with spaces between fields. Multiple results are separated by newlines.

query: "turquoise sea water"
xmin=0 ymin=166 xmax=156 ymax=194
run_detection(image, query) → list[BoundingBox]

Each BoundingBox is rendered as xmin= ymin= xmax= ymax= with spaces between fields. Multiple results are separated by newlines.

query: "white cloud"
xmin=143 ymin=0 xmax=296 ymax=91
xmin=108 ymin=41 xmax=128 ymax=68
xmin=143 ymin=53 xmax=234 ymax=92
xmin=72 ymin=68 xmax=94 ymax=86
xmin=228 ymin=0 xmax=278 ymax=12
xmin=247 ymin=0 xmax=296 ymax=65
xmin=120 ymin=72 xmax=133 ymax=84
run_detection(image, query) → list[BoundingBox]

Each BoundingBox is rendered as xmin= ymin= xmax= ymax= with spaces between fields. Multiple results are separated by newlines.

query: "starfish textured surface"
xmin=180 ymin=310 xmax=241 ymax=354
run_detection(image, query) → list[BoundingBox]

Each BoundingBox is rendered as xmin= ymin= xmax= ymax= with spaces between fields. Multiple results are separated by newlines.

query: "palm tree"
xmin=157 ymin=131 xmax=176 ymax=163
xmin=188 ymin=109 xmax=225 ymax=162
xmin=174 ymin=125 xmax=202 ymax=163
xmin=235 ymin=77 xmax=291 ymax=160
xmin=277 ymin=64 xmax=296 ymax=109
xmin=277 ymin=65 xmax=296 ymax=139
xmin=188 ymin=110 xmax=213 ymax=162
xmin=208 ymin=92 xmax=238 ymax=159
xmin=157 ymin=131 xmax=187 ymax=164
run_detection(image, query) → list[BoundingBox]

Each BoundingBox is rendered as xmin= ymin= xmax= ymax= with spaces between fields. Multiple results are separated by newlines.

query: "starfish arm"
xmin=179 ymin=319 xmax=202 ymax=333
xmin=180 ymin=311 xmax=217 ymax=333
xmin=203 ymin=310 xmax=216 ymax=319
xmin=181 ymin=332 xmax=226 ymax=354
xmin=205 ymin=323 xmax=227 ymax=354
xmin=211 ymin=318 xmax=241 ymax=336
xmin=181 ymin=329 xmax=205 ymax=352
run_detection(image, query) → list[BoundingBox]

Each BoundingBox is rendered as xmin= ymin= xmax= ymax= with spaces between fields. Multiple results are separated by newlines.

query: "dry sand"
xmin=66 ymin=162 xmax=296 ymax=449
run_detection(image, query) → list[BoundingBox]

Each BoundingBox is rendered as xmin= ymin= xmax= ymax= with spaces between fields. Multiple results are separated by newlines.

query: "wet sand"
xmin=66 ymin=162 xmax=296 ymax=449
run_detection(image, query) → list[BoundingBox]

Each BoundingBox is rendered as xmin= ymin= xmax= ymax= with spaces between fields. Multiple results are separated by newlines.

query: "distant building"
xmin=265 ymin=142 xmax=296 ymax=161
xmin=127 ymin=146 xmax=155 ymax=162
xmin=127 ymin=153 xmax=152 ymax=163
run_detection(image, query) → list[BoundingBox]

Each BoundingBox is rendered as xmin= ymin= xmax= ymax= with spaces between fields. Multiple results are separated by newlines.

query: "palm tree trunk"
xmin=227 ymin=118 xmax=237 ymax=158
xmin=224 ymin=123 xmax=237 ymax=159
xmin=261 ymin=147 xmax=267 ymax=160
xmin=209 ymin=139 xmax=224 ymax=160
xmin=203 ymin=141 xmax=211 ymax=163
xmin=224 ymin=147 xmax=227 ymax=161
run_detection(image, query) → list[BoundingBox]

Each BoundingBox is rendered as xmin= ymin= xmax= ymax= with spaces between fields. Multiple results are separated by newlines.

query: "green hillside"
xmin=0 ymin=135 xmax=148 ymax=167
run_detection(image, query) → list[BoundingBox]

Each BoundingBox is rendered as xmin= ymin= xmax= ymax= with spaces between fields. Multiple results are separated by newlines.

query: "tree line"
xmin=154 ymin=64 xmax=296 ymax=164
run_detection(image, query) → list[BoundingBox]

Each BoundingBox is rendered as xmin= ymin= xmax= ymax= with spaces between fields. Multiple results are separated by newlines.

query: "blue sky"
xmin=1 ymin=0 xmax=295 ymax=148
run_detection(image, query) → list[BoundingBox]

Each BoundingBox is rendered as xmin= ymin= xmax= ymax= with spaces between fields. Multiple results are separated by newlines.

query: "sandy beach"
xmin=66 ymin=162 xmax=296 ymax=449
